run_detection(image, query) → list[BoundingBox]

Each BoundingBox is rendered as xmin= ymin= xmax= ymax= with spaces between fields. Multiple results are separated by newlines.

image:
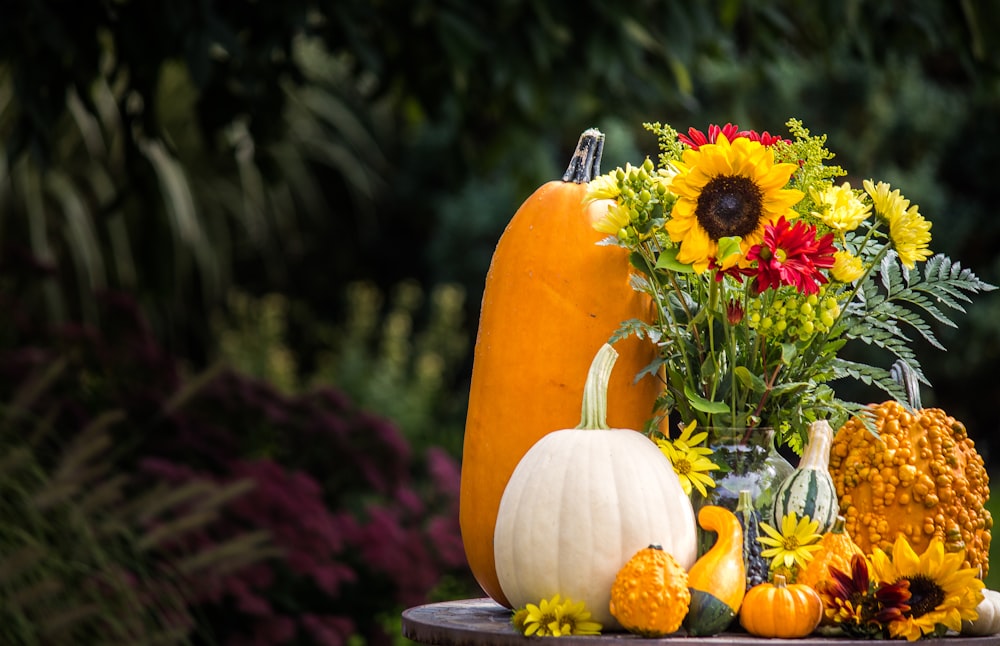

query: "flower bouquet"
xmin=588 ymin=119 xmax=993 ymax=451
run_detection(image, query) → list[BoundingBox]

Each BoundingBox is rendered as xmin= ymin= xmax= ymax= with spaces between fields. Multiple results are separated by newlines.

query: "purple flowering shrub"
xmin=0 ymin=257 xmax=472 ymax=645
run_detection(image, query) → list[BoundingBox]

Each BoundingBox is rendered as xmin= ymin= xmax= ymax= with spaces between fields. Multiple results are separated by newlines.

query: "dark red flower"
xmin=746 ymin=217 xmax=836 ymax=295
xmin=679 ymin=123 xmax=791 ymax=150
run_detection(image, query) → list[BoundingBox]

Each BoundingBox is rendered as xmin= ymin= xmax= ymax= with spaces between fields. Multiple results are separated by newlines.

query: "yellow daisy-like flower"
xmin=868 ymin=535 xmax=984 ymax=642
xmin=831 ymin=250 xmax=865 ymax=283
xmin=888 ymin=204 xmax=932 ymax=269
xmin=862 ymin=179 xmax=933 ymax=268
xmin=810 ymin=181 xmax=871 ymax=233
xmin=587 ymin=171 xmax=622 ymax=202
xmin=758 ymin=512 xmax=823 ymax=570
xmin=656 ymin=421 xmax=719 ymax=497
xmin=667 ymin=133 xmax=804 ymax=273
xmin=656 ymin=439 xmax=719 ymax=497
xmin=592 ymin=201 xmax=632 ymax=237
xmin=515 ymin=594 xmax=602 ymax=637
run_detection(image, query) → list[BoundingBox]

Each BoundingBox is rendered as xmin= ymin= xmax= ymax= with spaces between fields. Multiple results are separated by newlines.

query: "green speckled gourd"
xmin=772 ymin=420 xmax=839 ymax=533
xmin=735 ymin=490 xmax=768 ymax=590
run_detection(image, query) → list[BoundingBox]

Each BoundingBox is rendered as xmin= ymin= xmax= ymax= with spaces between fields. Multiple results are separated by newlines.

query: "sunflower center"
xmin=695 ymin=174 xmax=765 ymax=240
xmin=783 ymin=536 xmax=801 ymax=550
xmin=904 ymin=575 xmax=945 ymax=618
xmin=675 ymin=458 xmax=692 ymax=475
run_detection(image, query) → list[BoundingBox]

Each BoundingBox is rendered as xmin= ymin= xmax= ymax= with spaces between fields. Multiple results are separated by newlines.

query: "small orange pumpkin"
xmin=739 ymin=574 xmax=823 ymax=638
xmin=610 ymin=544 xmax=690 ymax=637
xmin=460 ymin=130 xmax=661 ymax=606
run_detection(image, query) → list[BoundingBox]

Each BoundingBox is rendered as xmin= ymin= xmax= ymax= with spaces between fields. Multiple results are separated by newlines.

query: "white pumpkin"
xmin=962 ymin=588 xmax=1000 ymax=636
xmin=493 ymin=344 xmax=698 ymax=628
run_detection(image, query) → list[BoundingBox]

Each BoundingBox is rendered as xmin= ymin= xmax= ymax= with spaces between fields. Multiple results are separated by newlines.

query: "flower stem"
xmin=576 ymin=343 xmax=618 ymax=430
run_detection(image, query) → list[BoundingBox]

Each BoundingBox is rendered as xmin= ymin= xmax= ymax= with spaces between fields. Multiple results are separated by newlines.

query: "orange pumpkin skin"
xmin=739 ymin=575 xmax=823 ymax=638
xmin=797 ymin=515 xmax=864 ymax=591
xmin=459 ymin=131 xmax=661 ymax=607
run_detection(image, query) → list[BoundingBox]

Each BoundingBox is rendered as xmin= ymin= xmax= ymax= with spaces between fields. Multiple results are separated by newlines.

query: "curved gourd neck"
xmin=562 ymin=128 xmax=605 ymax=184
xmin=800 ymin=420 xmax=833 ymax=469
xmin=576 ymin=343 xmax=617 ymax=431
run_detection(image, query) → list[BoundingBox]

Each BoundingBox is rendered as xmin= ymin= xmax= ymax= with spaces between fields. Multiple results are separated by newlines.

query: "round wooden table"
xmin=402 ymin=598 xmax=1000 ymax=645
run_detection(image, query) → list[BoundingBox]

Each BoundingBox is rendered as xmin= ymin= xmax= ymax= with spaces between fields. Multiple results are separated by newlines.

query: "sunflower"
xmin=758 ymin=511 xmax=823 ymax=570
xmin=868 ymin=535 xmax=984 ymax=641
xmin=667 ymin=134 xmax=804 ymax=273
xmin=514 ymin=594 xmax=602 ymax=637
xmin=656 ymin=421 xmax=719 ymax=497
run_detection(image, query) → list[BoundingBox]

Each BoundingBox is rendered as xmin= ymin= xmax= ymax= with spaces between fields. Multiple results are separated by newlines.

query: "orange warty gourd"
xmin=829 ymin=400 xmax=992 ymax=576
xmin=797 ymin=515 xmax=864 ymax=592
xmin=459 ymin=129 xmax=661 ymax=606
xmin=610 ymin=545 xmax=691 ymax=637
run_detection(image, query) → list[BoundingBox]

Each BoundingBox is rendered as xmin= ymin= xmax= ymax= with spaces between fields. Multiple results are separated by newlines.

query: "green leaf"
xmin=655 ymin=247 xmax=695 ymax=273
xmin=780 ymin=343 xmax=798 ymax=364
xmin=716 ymin=236 xmax=743 ymax=263
xmin=683 ymin=383 xmax=730 ymax=413
xmin=734 ymin=366 xmax=767 ymax=393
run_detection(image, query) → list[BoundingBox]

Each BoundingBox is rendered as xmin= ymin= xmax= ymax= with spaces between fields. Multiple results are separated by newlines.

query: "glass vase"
xmin=690 ymin=426 xmax=794 ymax=556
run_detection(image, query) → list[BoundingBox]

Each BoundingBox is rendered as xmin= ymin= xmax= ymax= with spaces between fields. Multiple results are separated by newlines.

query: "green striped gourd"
xmin=771 ymin=420 xmax=839 ymax=533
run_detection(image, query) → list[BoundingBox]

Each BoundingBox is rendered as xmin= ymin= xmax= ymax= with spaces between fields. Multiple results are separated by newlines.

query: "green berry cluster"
xmin=745 ymin=292 xmax=841 ymax=341
xmin=606 ymin=159 xmax=675 ymax=245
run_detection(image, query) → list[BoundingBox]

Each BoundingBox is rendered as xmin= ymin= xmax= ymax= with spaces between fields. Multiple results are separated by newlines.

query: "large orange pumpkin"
xmin=459 ymin=129 xmax=661 ymax=606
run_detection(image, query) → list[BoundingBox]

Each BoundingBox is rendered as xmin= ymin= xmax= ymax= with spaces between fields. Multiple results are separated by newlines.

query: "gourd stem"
xmin=562 ymin=128 xmax=605 ymax=184
xmin=736 ymin=489 xmax=753 ymax=513
xmin=576 ymin=343 xmax=617 ymax=430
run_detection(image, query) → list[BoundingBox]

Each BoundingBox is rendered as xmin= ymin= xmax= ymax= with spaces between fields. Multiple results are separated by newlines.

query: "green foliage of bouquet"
xmin=589 ymin=120 xmax=995 ymax=451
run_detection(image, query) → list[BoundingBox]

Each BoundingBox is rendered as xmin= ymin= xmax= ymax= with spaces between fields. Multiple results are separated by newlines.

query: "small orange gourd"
xmin=460 ymin=129 xmax=661 ymax=606
xmin=610 ymin=545 xmax=691 ymax=637
xmin=684 ymin=506 xmax=746 ymax=636
xmin=739 ymin=574 xmax=823 ymax=638
xmin=797 ymin=515 xmax=864 ymax=591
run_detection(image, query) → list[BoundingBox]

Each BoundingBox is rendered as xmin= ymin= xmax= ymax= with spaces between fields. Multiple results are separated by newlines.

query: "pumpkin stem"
xmin=773 ymin=574 xmax=787 ymax=588
xmin=561 ymin=128 xmax=605 ymax=184
xmin=890 ymin=359 xmax=922 ymax=410
xmin=575 ymin=343 xmax=617 ymax=430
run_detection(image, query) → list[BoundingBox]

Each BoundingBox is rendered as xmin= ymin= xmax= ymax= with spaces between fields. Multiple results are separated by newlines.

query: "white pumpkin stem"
xmin=575 ymin=343 xmax=618 ymax=430
xmin=799 ymin=420 xmax=833 ymax=470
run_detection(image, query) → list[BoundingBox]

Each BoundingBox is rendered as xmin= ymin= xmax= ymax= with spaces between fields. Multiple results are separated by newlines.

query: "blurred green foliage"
xmin=212 ymin=280 xmax=469 ymax=456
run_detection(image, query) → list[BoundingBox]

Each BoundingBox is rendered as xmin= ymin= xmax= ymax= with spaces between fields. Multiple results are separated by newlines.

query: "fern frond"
xmin=831 ymin=358 xmax=909 ymax=400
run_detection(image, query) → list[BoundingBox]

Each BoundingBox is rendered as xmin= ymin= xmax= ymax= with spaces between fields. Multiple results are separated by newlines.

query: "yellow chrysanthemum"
xmin=592 ymin=202 xmax=632 ymax=237
xmin=587 ymin=172 xmax=622 ymax=202
xmin=516 ymin=594 xmax=602 ymax=637
xmin=831 ymin=250 xmax=865 ymax=283
xmin=810 ymin=181 xmax=871 ymax=233
xmin=758 ymin=512 xmax=823 ymax=570
xmin=868 ymin=535 xmax=984 ymax=642
xmin=862 ymin=179 xmax=933 ymax=268
xmin=667 ymin=134 xmax=804 ymax=273
xmin=888 ymin=204 xmax=932 ymax=269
